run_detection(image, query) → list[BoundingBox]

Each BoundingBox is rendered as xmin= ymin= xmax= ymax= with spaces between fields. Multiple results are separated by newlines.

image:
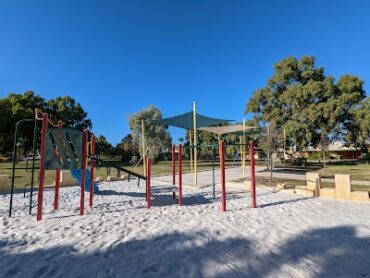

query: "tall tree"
xmin=128 ymin=105 xmax=172 ymax=161
xmin=46 ymin=96 xmax=92 ymax=130
xmin=115 ymin=134 xmax=139 ymax=162
xmin=258 ymin=125 xmax=282 ymax=182
xmin=0 ymin=92 xmax=93 ymax=156
xmin=246 ymin=56 xmax=366 ymax=155
xmin=0 ymin=91 xmax=46 ymax=155
xmin=95 ymin=135 xmax=114 ymax=156
xmin=348 ymin=97 xmax=370 ymax=149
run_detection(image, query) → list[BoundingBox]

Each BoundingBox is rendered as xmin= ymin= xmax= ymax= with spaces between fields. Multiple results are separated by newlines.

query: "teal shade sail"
xmin=151 ymin=111 xmax=232 ymax=130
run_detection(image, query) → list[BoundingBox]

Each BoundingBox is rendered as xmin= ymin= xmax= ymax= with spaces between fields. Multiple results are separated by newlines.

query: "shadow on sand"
xmin=0 ymin=226 xmax=369 ymax=277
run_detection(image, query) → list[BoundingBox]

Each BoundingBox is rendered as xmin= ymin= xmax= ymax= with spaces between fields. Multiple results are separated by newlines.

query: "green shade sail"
xmin=150 ymin=111 xmax=232 ymax=130
xmin=199 ymin=125 xmax=259 ymax=135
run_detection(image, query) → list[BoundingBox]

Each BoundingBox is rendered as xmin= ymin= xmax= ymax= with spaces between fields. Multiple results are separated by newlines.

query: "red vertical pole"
xmin=220 ymin=140 xmax=226 ymax=212
xmin=145 ymin=178 xmax=148 ymax=201
xmin=172 ymin=145 xmax=176 ymax=185
xmin=80 ymin=129 xmax=88 ymax=215
xmin=37 ymin=113 xmax=48 ymax=221
xmin=146 ymin=158 xmax=151 ymax=209
xmin=250 ymin=140 xmax=257 ymax=208
xmin=89 ymin=134 xmax=95 ymax=208
xmin=172 ymin=144 xmax=176 ymax=199
xmin=54 ymin=120 xmax=62 ymax=210
xmin=178 ymin=144 xmax=183 ymax=206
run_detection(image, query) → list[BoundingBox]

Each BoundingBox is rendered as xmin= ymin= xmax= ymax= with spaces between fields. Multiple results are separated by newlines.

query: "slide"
xmin=70 ymin=169 xmax=99 ymax=193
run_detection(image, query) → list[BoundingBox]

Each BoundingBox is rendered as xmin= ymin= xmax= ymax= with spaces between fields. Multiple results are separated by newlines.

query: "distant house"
xmin=302 ymin=141 xmax=362 ymax=160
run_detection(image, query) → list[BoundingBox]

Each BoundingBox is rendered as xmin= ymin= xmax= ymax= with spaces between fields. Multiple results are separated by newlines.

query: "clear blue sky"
xmin=1 ymin=0 xmax=369 ymax=144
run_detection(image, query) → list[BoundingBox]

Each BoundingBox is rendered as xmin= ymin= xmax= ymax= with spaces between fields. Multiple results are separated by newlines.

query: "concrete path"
xmin=153 ymin=166 xmax=370 ymax=186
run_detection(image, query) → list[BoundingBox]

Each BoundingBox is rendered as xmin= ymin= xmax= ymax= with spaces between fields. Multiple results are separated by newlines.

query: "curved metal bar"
xmin=9 ymin=119 xmax=33 ymax=217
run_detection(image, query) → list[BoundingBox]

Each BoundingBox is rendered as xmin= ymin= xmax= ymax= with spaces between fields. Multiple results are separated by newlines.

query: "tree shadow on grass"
xmin=0 ymin=226 xmax=369 ymax=277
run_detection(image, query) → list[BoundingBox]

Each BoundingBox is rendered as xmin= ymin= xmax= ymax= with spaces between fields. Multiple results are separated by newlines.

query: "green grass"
xmin=0 ymin=160 xmax=236 ymax=189
xmin=2 ymin=160 xmax=370 ymax=192
xmin=316 ymin=164 xmax=370 ymax=181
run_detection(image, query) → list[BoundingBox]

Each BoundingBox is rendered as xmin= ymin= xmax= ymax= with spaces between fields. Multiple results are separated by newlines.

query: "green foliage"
xmin=115 ymin=134 xmax=139 ymax=162
xmin=183 ymin=124 xmax=243 ymax=159
xmin=128 ymin=105 xmax=172 ymax=160
xmin=0 ymin=91 xmax=92 ymax=156
xmin=347 ymin=97 xmax=370 ymax=149
xmin=95 ymin=135 xmax=114 ymax=156
xmin=46 ymin=96 xmax=92 ymax=130
xmin=0 ymin=91 xmax=46 ymax=155
xmin=246 ymin=56 xmax=366 ymax=152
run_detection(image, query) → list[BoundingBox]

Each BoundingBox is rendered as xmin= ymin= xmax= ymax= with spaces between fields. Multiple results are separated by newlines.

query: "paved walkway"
xmin=153 ymin=166 xmax=370 ymax=186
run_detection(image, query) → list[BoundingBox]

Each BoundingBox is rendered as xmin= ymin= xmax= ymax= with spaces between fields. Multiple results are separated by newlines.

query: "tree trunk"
xmin=323 ymin=151 xmax=326 ymax=168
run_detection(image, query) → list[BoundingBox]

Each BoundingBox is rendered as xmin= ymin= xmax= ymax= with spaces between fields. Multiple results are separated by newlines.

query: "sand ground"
xmin=1 ymin=168 xmax=370 ymax=278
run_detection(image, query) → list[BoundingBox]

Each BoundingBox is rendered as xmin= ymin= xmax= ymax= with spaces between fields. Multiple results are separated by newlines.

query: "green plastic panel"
xmin=44 ymin=128 xmax=83 ymax=170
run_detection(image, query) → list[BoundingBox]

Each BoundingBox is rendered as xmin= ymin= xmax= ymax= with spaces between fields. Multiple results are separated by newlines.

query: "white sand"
xmin=1 ymin=168 xmax=370 ymax=278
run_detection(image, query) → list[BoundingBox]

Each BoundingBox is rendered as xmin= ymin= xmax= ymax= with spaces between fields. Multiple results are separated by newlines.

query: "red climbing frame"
xmin=54 ymin=120 xmax=63 ymax=210
xmin=80 ymin=129 xmax=88 ymax=216
xmin=90 ymin=134 xmax=95 ymax=208
xmin=37 ymin=113 xmax=48 ymax=221
xmin=146 ymin=158 xmax=151 ymax=208
xmin=172 ymin=144 xmax=176 ymax=200
xmin=178 ymin=144 xmax=183 ymax=206
xmin=250 ymin=140 xmax=257 ymax=208
xmin=220 ymin=140 xmax=226 ymax=212
xmin=172 ymin=145 xmax=176 ymax=185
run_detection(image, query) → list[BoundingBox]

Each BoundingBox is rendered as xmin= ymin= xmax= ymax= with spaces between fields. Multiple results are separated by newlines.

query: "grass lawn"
xmin=316 ymin=163 xmax=370 ymax=181
xmin=2 ymin=160 xmax=370 ymax=192
xmin=1 ymin=160 xmax=236 ymax=190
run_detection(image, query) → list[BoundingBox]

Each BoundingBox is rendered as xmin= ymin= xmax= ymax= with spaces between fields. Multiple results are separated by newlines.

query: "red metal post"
xmin=172 ymin=144 xmax=176 ymax=199
xmin=250 ymin=140 xmax=257 ymax=208
xmin=172 ymin=145 xmax=176 ymax=185
xmin=54 ymin=120 xmax=63 ymax=210
xmin=37 ymin=113 xmax=48 ymax=221
xmin=146 ymin=158 xmax=151 ymax=209
xmin=89 ymin=134 xmax=95 ymax=208
xmin=178 ymin=144 xmax=183 ymax=206
xmin=220 ymin=140 xmax=226 ymax=212
xmin=80 ymin=129 xmax=88 ymax=215
xmin=145 ymin=158 xmax=148 ymax=202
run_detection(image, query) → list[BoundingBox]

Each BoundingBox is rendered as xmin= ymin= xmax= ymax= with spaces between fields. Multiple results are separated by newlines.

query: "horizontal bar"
xmin=181 ymin=143 xmax=251 ymax=149
xmin=89 ymin=156 xmax=147 ymax=180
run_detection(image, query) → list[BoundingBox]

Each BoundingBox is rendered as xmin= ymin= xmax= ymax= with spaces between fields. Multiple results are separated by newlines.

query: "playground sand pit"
xmin=1 ymin=171 xmax=370 ymax=277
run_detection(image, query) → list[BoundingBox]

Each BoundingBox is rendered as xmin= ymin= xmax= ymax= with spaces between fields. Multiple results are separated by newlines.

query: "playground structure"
xmin=8 ymin=109 xmax=149 ymax=221
xmin=169 ymin=139 xmax=257 ymax=211
xmin=8 ymin=103 xmax=259 ymax=221
xmin=149 ymin=102 xmax=258 ymax=188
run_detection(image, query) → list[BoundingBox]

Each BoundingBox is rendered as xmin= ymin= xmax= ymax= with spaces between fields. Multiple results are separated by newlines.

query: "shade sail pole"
xmin=189 ymin=130 xmax=193 ymax=173
xmin=141 ymin=119 xmax=146 ymax=176
xmin=239 ymin=135 xmax=243 ymax=169
xmin=242 ymin=119 xmax=246 ymax=178
xmin=193 ymin=101 xmax=198 ymax=187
